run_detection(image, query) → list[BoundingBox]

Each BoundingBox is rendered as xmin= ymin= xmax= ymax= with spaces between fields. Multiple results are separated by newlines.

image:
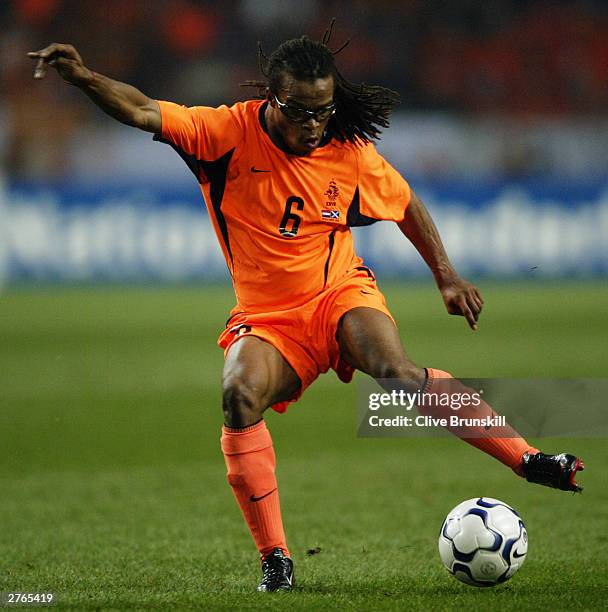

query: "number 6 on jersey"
xmin=279 ymin=196 xmax=304 ymax=237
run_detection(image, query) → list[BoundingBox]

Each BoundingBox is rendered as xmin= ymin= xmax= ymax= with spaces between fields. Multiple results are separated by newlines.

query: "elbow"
xmin=128 ymin=107 xmax=151 ymax=131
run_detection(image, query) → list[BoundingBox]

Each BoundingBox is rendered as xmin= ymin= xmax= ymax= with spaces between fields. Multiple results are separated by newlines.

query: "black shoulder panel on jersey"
xmin=153 ymin=132 xmax=235 ymax=265
xmin=199 ymin=148 xmax=236 ymax=264
xmin=346 ymin=187 xmax=378 ymax=227
xmin=153 ymin=133 xmax=201 ymax=182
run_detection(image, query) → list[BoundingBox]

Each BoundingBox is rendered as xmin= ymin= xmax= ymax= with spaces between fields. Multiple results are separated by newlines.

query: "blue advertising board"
xmin=1 ymin=178 xmax=606 ymax=284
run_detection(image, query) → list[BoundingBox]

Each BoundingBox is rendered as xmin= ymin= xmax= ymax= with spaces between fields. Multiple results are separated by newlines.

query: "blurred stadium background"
xmin=1 ymin=1 xmax=607 ymax=608
xmin=1 ymin=0 xmax=607 ymax=284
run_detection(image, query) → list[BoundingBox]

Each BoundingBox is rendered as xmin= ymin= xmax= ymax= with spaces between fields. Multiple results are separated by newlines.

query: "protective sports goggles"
xmin=274 ymin=95 xmax=336 ymax=123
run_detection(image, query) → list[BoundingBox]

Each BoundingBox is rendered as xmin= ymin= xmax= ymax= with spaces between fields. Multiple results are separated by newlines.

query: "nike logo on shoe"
xmin=251 ymin=166 xmax=271 ymax=173
xmin=250 ymin=488 xmax=277 ymax=502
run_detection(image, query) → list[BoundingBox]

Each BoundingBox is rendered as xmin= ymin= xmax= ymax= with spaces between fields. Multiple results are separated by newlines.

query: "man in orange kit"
xmin=29 ymin=28 xmax=584 ymax=592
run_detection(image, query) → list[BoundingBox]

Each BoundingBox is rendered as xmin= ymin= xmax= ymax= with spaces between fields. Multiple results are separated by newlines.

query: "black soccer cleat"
xmin=522 ymin=452 xmax=585 ymax=493
xmin=257 ymin=548 xmax=294 ymax=592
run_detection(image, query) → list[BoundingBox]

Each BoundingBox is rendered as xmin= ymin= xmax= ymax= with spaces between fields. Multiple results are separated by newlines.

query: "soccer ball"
xmin=438 ymin=497 xmax=528 ymax=587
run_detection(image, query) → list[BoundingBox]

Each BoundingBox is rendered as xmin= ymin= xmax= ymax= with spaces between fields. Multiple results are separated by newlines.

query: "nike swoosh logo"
xmin=250 ymin=488 xmax=277 ymax=502
xmin=513 ymin=550 xmax=527 ymax=558
xmin=251 ymin=166 xmax=271 ymax=173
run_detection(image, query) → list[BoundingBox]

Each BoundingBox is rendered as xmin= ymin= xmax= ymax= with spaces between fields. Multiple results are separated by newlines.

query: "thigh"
xmin=223 ymin=335 xmax=301 ymax=411
xmin=336 ymin=306 xmax=424 ymax=389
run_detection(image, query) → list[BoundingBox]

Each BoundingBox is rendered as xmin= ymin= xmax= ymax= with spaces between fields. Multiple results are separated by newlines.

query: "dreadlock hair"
xmin=241 ymin=20 xmax=400 ymax=145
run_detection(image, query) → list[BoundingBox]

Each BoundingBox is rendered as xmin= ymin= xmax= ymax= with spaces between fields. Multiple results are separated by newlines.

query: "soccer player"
xmin=29 ymin=31 xmax=584 ymax=592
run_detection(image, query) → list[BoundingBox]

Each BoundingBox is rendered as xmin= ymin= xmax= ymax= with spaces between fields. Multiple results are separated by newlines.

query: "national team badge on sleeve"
xmin=321 ymin=210 xmax=340 ymax=221
xmin=230 ymin=324 xmax=252 ymax=336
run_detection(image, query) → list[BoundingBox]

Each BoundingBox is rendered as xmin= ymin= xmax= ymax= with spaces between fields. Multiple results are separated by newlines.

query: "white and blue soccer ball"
xmin=438 ymin=497 xmax=528 ymax=587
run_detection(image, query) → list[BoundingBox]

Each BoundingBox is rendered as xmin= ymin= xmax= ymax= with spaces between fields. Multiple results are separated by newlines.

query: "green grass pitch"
xmin=1 ymin=282 xmax=607 ymax=610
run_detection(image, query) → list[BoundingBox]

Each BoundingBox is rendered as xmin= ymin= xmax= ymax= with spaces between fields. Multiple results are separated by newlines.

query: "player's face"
xmin=267 ymin=74 xmax=335 ymax=156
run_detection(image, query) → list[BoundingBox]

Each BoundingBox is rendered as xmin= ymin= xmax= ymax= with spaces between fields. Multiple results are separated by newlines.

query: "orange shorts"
xmin=217 ymin=266 xmax=394 ymax=413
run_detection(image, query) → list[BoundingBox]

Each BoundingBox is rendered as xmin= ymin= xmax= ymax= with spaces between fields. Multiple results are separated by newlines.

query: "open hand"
xmin=27 ymin=43 xmax=91 ymax=85
xmin=439 ymin=276 xmax=484 ymax=330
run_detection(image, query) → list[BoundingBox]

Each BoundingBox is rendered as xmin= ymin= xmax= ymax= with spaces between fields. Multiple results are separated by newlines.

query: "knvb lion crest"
xmin=324 ymin=179 xmax=340 ymax=207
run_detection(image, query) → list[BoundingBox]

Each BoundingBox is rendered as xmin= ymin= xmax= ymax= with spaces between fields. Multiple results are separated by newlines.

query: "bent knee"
xmin=222 ymin=376 xmax=266 ymax=427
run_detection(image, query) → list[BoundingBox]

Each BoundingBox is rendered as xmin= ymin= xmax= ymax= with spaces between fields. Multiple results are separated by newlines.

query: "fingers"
xmin=442 ymin=280 xmax=484 ymax=330
xmin=28 ymin=46 xmax=58 ymax=80
xmin=471 ymin=287 xmax=484 ymax=310
xmin=448 ymin=290 xmax=482 ymax=330
xmin=468 ymin=289 xmax=483 ymax=314
xmin=30 ymin=55 xmax=60 ymax=79
xmin=466 ymin=288 xmax=484 ymax=329
xmin=34 ymin=57 xmax=46 ymax=79
xmin=27 ymin=49 xmax=50 ymax=79
xmin=457 ymin=296 xmax=478 ymax=330
xmin=28 ymin=43 xmax=76 ymax=60
xmin=27 ymin=43 xmax=82 ymax=79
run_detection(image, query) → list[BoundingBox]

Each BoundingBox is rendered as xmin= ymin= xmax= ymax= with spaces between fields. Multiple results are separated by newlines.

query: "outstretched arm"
xmin=28 ymin=43 xmax=161 ymax=133
xmin=398 ymin=189 xmax=484 ymax=330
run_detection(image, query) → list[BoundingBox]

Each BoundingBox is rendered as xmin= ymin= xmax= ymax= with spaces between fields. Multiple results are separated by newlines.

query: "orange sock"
xmin=425 ymin=368 xmax=538 ymax=475
xmin=221 ymin=420 xmax=289 ymax=558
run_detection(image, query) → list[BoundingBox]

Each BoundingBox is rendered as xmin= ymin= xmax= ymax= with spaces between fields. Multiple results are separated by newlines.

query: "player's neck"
xmin=262 ymin=103 xmax=299 ymax=156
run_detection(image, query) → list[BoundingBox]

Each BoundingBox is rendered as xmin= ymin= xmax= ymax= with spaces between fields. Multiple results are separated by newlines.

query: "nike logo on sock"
xmin=250 ymin=488 xmax=277 ymax=502
xmin=251 ymin=166 xmax=271 ymax=173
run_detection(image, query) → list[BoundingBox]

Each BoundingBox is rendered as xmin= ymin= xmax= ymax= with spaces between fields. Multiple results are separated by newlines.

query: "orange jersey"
xmin=155 ymin=99 xmax=411 ymax=311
